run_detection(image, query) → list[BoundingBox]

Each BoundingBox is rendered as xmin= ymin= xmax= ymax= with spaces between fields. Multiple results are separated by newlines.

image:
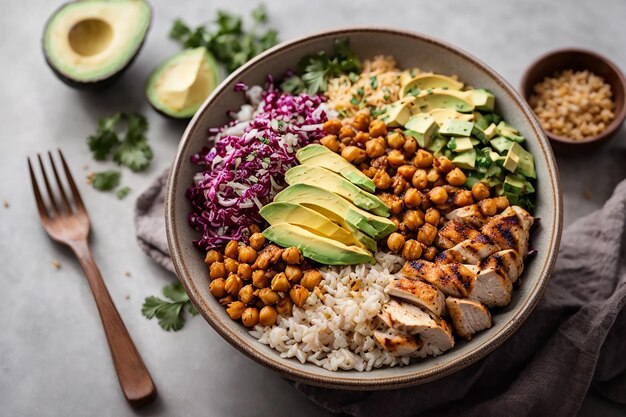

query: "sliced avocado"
xmin=427 ymin=108 xmax=474 ymax=126
xmin=400 ymin=73 xmax=463 ymax=98
xmin=404 ymin=114 xmax=438 ymax=148
xmin=483 ymin=123 xmax=498 ymax=139
xmin=469 ymin=89 xmax=495 ymax=111
xmin=447 ymin=137 xmax=473 ymax=153
xmin=426 ymin=135 xmax=448 ymax=156
xmin=503 ymin=174 xmax=527 ymax=195
xmin=296 ymin=144 xmax=375 ymax=192
xmin=439 ymin=119 xmax=474 ymax=137
xmin=43 ymin=0 xmax=151 ymax=88
xmin=490 ymin=136 xmax=515 ymax=154
xmin=411 ymin=90 xmax=474 ymax=113
xmin=497 ymin=121 xmax=525 ymax=143
xmin=273 ymin=184 xmax=396 ymax=240
xmin=379 ymin=97 xmax=415 ymax=127
xmin=260 ymin=202 xmax=372 ymax=250
xmin=263 ymin=223 xmax=375 ymax=265
xmin=452 ymin=148 xmax=476 ymax=170
xmin=146 ymin=47 xmax=221 ymax=119
xmin=503 ymin=148 xmax=520 ymax=173
xmin=284 ymin=165 xmax=390 ymax=217
xmin=509 ymin=143 xmax=537 ymax=178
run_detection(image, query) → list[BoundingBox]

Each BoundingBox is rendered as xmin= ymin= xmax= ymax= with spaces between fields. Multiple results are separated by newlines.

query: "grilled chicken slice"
xmin=479 ymin=249 xmax=524 ymax=284
xmin=435 ymin=234 xmax=502 ymax=264
xmin=435 ymin=219 xmax=481 ymax=249
xmin=402 ymin=260 xmax=476 ymax=298
xmin=374 ymin=328 xmax=422 ymax=356
xmin=386 ymin=277 xmax=446 ymax=317
xmin=446 ymin=204 xmax=486 ymax=228
xmin=481 ymin=206 xmax=534 ymax=257
xmin=445 ymin=297 xmax=492 ymax=340
xmin=380 ymin=300 xmax=455 ymax=354
xmin=468 ymin=267 xmax=513 ymax=307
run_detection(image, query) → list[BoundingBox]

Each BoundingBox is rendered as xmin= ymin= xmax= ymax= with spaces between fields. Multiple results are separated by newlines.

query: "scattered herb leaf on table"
xmin=91 ymin=170 xmax=121 ymax=191
xmin=142 ymin=283 xmax=198 ymax=331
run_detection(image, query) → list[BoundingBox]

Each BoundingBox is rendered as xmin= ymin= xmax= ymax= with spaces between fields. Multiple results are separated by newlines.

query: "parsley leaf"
xmin=116 ymin=186 xmax=131 ymax=200
xmin=92 ymin=170 xmax=121 ymax=191
xmin=142 ymin=283 xmax=197 ymax=331
xmin=87 ymin=113 xmax=121 ymax=160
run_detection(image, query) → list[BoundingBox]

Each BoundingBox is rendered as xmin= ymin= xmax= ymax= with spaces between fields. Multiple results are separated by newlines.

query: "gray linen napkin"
xmin=135 ymin=171 xmax=626 ymax=417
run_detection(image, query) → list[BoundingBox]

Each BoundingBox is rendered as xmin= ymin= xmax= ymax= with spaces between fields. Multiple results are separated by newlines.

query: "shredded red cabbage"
xmin=187 ymin=83 xmax=329 ymax=250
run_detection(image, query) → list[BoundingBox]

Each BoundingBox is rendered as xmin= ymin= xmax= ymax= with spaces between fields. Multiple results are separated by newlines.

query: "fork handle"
xmin=70 ymin=239 xmax=157 ymax=407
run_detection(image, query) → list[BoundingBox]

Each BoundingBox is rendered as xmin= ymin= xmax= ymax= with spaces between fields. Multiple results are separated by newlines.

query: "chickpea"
xmin=353 ymin=113 xmax=370 ymax=132
xmin=446 ymin=168 xmax=467 ymax=187
xmin=471 ymin=182 xmax=491 ymax=201
xmin=414 ymin=149 xmax=434 ymax=168
xmin=224 ymin=240 xmax=239 ymax=259
xmin=249 ymin=224 xmax=261 ymax=234
xmin=224 ymin=257 xmax=239 ymax=274
xmin=417 ymin=224 xmax=438 ymax=246
xmin=320 ymin=134 xmax=340 ymax=153
xmin=404 ymin=209 xmax=425 ymax=231
xmin=479 ymin=198 xmax=498 ymax=216
xmin=258 ymin=288 xmax=280 ymax=305
xmin=412 ymin=169 xmax=428 ymax=190
xmin=434 ymin=156 xmax=455 ymax=173
xmin=402 ymin=239 xmax=423 ymax=260
xmin=322 ymin=119 xmax=342 ymax=135
xmin=238 ymin=284 xmax=255 ymax=305
xmin=249 ymin=232 xmax=266 ymax=251
xmin=422 ymin=246 xmax=438 ymax=261
xmin=426 ymin=168 xmax=440 ymax=184
xmin=424 ymin=208 xmax=440 ymax=226
xmin=209 ymin=278 xmax=227 ymax=298
xmin=404 ymin=188 xmax=422 ymax=208
xmin=338 ymin=125 xmax=354 ymax=139
xmin=271 ymin=272 xmax=291 ymax=292
xmin=403 ymin=137 xmax=417 ymax=156
xmin=429 ymin=187 xmax=448 ymax=205
xmin=373 ymin=170 xmax=392 ymax=190
xmin=389 ymin=198 xmax=404 ymax=215
xmin=285 ymin=265 xmax=303 ymax=283
xmin=237 ymin=263 xmax=252 ymax=280
xmin=289 ymin=285 xmax=310 ymax=308
xmin=241 ymin=307 xmax=260 ymax=328
xmin=237 ymin=246 xmax=257 ymax=264
xmin=282 ymin=247 xmax=302 ymax=265
xmin=225 ymin=274 xmax=243 ymax=297
xmin=354 ymin=131 xmax=370 ymax=144
xmin=342 ymin=146 xmax=367 ymax=163
xmin=369 ymin=119 xmax=387 ymax=137
xmin=387 ymin=150 xmax=406 ymax=168
xmin=453 ymin=190 xmax=474 ymax=207
xmin=204 ymin=250 xmax=222 ymax=265
xmin=226 ymin=301 xmax=245 ymax=320
xmin=396 ymin=164 xmax=416 ymax=179
xmin=219 ymin=295 xmax=234 ymax=306
xmin=209 ymin=262 xmax=226 ymax=279
xmin=392 ymin=175 xmax=408 ymax=195
xmin=363 ymin=166 xmax=377 ymax=178
xmin=495 ymin=196 xmax=510 ymax=210
xmin=365 ymin=137 xmax=386 ymax=158
xmin=387 ymin=232 xmax=405 ymax=253
xmin=259 ymin=306 xmax=278 ymax=326
xmin=276 ymin=297 xmax=293 ymax=315
xmin=300 ymin=270 xmax=323 ymax=291
xmin=370 ymin=155 xmax=388 ymax=170
xmin=387 ymin=131 xmax=405 ymax=149
xmin=252 ymin=269 xmax=270 ymax=288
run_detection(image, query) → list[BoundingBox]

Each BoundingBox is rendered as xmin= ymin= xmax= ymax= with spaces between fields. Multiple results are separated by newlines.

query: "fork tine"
xmin=58 ymin=150 xmax=86 ymax=214
xmin=37 ymin=154 xmax=59 ymax=216
xmin=28 ymin=158 xmax=50 ymax=220
xmin=48 ymin=151 xmax=72 ymax=214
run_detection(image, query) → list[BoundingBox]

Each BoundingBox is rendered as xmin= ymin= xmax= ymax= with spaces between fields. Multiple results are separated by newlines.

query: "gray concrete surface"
xmin=1 ymin=0 xmax=625 ymax=416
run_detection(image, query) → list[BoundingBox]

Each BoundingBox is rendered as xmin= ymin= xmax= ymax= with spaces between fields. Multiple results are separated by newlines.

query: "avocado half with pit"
xmin=42 ymin=0 xmax=152 ymax=89
xmin=146 ymin=47 xmax=221 ymax=119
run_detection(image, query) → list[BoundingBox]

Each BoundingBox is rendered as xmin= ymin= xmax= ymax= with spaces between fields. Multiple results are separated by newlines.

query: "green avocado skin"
xmin=41 ymin=1 xmax=152 ymax=90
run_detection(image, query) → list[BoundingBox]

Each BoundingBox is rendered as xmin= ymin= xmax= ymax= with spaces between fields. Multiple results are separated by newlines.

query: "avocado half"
xmin=146 ymin=47 xmax=221 ymax=119
xmin=42 ymin=0 xmax=152 ymax=89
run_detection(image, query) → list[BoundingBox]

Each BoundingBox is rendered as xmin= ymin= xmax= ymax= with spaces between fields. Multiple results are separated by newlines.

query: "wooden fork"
xmin=28 ymin=150 xmax=156 ymax=407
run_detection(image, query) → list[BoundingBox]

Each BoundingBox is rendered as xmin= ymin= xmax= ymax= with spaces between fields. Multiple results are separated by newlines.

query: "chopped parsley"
xmin=370 ymin=75 xmax=378 ymax=89
xmin=116 ymin=186 xmax=131 ymax=200
xmin=91 ymin=171 xmax=121 ymax=191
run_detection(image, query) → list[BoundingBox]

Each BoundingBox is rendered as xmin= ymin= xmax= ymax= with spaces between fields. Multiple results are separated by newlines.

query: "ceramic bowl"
xmin=520 ymin=48 xmax=626 ymax=154
xmin=165 ymin=28 xmax=563 ymax=390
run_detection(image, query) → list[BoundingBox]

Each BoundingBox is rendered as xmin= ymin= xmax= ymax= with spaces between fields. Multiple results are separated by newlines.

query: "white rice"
xmin=249 ymin=251 xmax=410 ymax=371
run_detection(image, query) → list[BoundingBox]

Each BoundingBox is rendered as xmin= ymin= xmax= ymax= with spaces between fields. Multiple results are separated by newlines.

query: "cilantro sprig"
xmin=91 ymin=171 xmax=121 ymax=191
xmin=280 ymin=38 xmax=361 ymax=95
xmin=170 ymin=5 xmax=278 ymax=73
xmin=87 ymin=112 xmax=153 ymax=172
xmin=142 ymin=283 xmax=198 ymax=331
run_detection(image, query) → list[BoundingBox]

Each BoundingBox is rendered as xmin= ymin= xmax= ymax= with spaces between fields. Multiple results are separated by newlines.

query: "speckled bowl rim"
xmin=166 ymin=27 xmax=563 ymax=390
